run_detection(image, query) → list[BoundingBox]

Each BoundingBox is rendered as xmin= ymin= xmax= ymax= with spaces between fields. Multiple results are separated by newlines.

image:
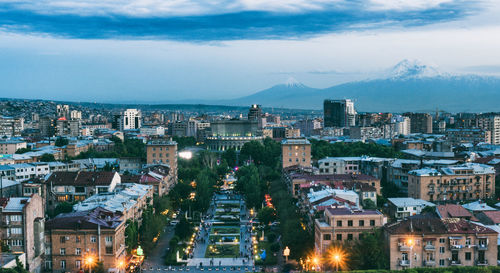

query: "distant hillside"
xmin=206 ymin=60 xmax=500 ymax=112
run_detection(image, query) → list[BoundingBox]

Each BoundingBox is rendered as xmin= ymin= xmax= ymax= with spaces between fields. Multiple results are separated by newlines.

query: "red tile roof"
xmin=437 ymin=204 xmax=477 ymax=221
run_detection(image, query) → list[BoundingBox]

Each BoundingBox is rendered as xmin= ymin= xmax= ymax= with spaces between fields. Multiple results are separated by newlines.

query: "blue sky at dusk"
xmin=0 ymin=0 xmax=499 ymax=103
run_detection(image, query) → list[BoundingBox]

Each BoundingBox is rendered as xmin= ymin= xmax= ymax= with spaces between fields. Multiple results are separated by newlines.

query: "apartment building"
xmin=73 ymin=183 xmax=153 ymax=223
xmin=10 ymin=163 xmax=50 ymax=182
xmin=45 ymin=171 xmax=121 ymax=211
xmin=281 ymin=138 xmax=311 ymax=169
xmin=0 ymin=140 xmax=27 ymax=155
xmin=146 ymin=139 xmax=177 ymax=180
xmin=403 ymin=113 xmax=433 ymax=134
xmin=446 ymin=128 xmax=490 ymax=146
xmin=121 ymin=164 xmax=175 ymax=196
xmin=408 ymin=163 xmax=495 ymax=202
xmin=0 ymin=116 xmax=24 ymax=137
xmin=318 ymin=157 xmax=362 ymax=174
xmin=0 ymin=195 xmax=45 ymax=273
xmin=45 ymin=207 xmax=126 ymax=273
xmin=387 ymin=197 xmax=436 ymax=220
xmin=384 ymin=215 xmax=498 ymax=270
xmin=315 ymin=206 xmax=385 ymax=254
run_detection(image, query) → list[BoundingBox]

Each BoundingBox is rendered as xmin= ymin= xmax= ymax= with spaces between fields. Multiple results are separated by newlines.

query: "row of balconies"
xmin=400 ymin=259 xmax=489 ymax=268
xmin=399 ymin=243 xmax=487 ymax=252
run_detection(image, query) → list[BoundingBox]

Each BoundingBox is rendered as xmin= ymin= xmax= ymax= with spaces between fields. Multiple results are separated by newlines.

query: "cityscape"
xmin=1 ymin=1 xmax=500 ymax=273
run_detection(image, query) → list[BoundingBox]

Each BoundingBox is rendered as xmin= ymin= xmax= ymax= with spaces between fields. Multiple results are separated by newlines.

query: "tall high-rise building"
xmin=394 ymin=116 xmax=411 ymax=136
xmin=248 ymin=104 xmax=262 ymax=121
xmin=476 ymin=115 xmax=500 ymax=145
xmin=323 ymin=99 xmax=356 ymax=128
xmin=39 ymin=116 xmax=55 ymax=137
xmin=119 ymin=109 xmax=142 ymax=130
xmin=403 ymin=113 xmax=433 ymax=134
xmin=0 ymin=116 xmax=24 ymax=137
xmin=56 ymin=104 xmax=70 ymax=119
xmin=70 ymin=110 xmax=82 ymax=120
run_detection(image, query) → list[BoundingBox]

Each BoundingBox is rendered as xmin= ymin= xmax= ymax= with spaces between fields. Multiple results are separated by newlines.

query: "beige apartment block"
xmin=385 ymin=215 xmax=497 ymax=270
xmin=281 ymin=138 xmax=311 ymax=169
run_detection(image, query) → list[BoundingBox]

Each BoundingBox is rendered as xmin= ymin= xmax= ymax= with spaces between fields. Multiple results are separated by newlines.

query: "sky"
xmin=0 ymin=0 xmax=499 ymax=103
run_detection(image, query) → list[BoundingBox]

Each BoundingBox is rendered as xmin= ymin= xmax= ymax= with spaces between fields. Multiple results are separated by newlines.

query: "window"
xmin=323 ymin=234 xmax=331 ymax=240
xmin=439 ymin=259 xmax=445 ymax=266
xmin=10 ymin=228 xmax=22 ymax=234
xmin=76 ymin=248 xmax=81 ymax=255
xmin=60 ymin=248 xmax=66 ymax=255
xmin=465 ymin=252 xmax=471 ymax=261
xmin=347 ymin=234 xmax=353 ymax=240
xmin=60 ymin=260 xmax=66 ymax=269
xmin=105 ymin=236 xmax=113 ymax=243
xmin=465 ymin=238 xmax=471 ymax=246
xmin=348 ymin=220 xmax=353 ymax=227
xmin=45 ymin=246 xmax=51 ymax=255
xmin=370 ymin=220 xmax=375 ymax=226
xmin=336 ymin=234 xmax=342 ymax=241
xmin=359 ymin=220 xmax=365 ymax=226
xmin=439 ymin=247 xmax=445 ymax=254
xmin=439 ymin=238 xmax=445 ymax=243
xmin=91 ymin=236 xmax=97 ymax=243
xmin=76 ymin=236 xmax=81 ymax=243
xmin=10 ymin=215 xmax=22 ymax=221
xmin=45 ymin=261 xmax=52 ymax=270
xmin=76 ymin=260 xmax=82 ymax=269
xmin=337 ymin=220 xmax=342 ymax=227
xmin=106 ymin=246 xmax=113 ymax=254
xmin=60 ymin=236 xmax=66 ymax=243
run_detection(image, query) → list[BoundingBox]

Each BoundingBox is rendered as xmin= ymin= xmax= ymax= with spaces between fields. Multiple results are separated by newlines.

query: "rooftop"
xmin=388 ymin=197 xmax=435 ymax=208
xmin=281 ymin=138 xmax=310 ymax=145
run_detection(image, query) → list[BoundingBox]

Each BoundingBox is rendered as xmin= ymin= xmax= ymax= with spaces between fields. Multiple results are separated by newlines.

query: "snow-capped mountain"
xmin=179 ymin=60 xmax=500 ymax=112
xmin=389 ymin=59 xmax=443 ymax=79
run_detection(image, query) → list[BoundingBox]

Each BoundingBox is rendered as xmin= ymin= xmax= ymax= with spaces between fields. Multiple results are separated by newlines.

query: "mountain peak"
xmin=285 ymin=77 xmax=306 ymax=88
xmin=390 ymin=59 xmax=442 ymax=79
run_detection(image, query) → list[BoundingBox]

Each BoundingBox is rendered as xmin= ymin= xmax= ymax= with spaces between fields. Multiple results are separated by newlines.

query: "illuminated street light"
xmin=328 ymin=246 xmax=347 ymax=272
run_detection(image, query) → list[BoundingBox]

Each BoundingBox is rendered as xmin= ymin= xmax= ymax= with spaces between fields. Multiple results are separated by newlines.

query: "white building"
xmin=10 ymin=163 xmax=50 ymax=182
xmin=318 ymin=157 xmax=362 ymax=174
xmin=387 ymin=197 xmax=436 ymax=219
xmin=140 ymin=126 xmax=165 ymax=136
xmin=395 ymin=116 xmax=411 ymax=136
xmin=119 ymin=109 xmax=142 ymax=130
xmin=70 ymin=110 xmax=82 ymax=120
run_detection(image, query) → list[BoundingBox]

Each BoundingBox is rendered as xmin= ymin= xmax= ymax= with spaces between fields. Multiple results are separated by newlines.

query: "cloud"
xmin=0 ymin=0 xmax=479 ymax=40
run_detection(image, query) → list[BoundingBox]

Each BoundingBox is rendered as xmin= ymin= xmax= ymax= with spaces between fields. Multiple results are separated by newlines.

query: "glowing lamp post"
xmin=283 ymin=246 xmax=290 ymax=262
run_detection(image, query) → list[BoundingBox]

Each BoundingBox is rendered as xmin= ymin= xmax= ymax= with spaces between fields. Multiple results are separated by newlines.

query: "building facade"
xmin=385 ymin=215 xmax=498 ymax=270
xmin=408 ymin=163 xmax=495 ymax=202
xmin=315 ymin=206 xmax=385 ymax=254
xmin=324 ymin=99 xmax=356 ymax=128
xmin=281 ymin=138 xmax=311 ymax=169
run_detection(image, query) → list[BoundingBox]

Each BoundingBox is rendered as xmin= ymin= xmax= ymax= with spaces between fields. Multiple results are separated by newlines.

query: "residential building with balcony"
xmin=0 ymin=195 xmax=45 ymax=273
xmin=281 ymin=138 xmax=311 ymax=169
xmin=45 ymin=207 xmax=126 ymax=273
xmin=314 ymin=206 xmax=386 ymax=254
xmin=384 ymin=215 xmax=498 ymax=270
xmin=408 ymin=163 xmax=495 ymax=202
xmin=45 ymin=171 xmax=121 ymax=211
xmin=387 ymin=198 xmax=436 ymax=220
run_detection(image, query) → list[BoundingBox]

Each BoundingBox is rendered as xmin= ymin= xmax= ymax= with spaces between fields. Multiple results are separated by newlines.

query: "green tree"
xmin=39 ymin=153 xmax=56 ymax=162
xmin=51 ymin=201 xmax=73 ymax=217
xmin=194 ymin=169 xmax=215 ymax=211
xmin=349 ymin=229 xmax=388 ymax=270
xmin=362 ymin=199 xmax=377 ymax=209
xmin=125 ymin=220 xmax=139 ymax=252
xmin=55 ymin=137 xmax=69 ymax=147
xmin=15 ymin=147 xmax=31 ymax=154
xmin=92 ymin=261 xmax=106 ymax=273
xmin=174 ymin=216 xmax=192 ymax=240
xmin=258 ymin=207 xmax=277 ymax=225
xmin=222 ymin=148 xmax=237 ymax=168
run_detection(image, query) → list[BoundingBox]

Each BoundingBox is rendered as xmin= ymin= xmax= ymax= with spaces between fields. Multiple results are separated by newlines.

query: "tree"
xmin=194 ymin=169 xmax=215 ymax=211
xmin=349 ymin=230 xmax=388 ymax=270
xmin=258 ymin=207 xmax=277 ymax=225
xmin=39 ymin=153 xmax=56 ymax=162
xmin=175 ymin=216 xmax=192 ymax=239
xmin=92 ymin=261 xmax=106 ymax=273
xmin=55 ymin=137 xmax=69 ymax=147
xmin=222 ymin=148 xmax=237 ymax=168
xmin=14 ymin=257 xmax=28 ymax=273
xmin=15 ymin=147 xmax=31 ymax=154
xmin=362 ymin=199 xmax=377 ymax=210
xmin=51 ymin=201 xmax=73 ymax=217
xmin=125 ymin=220 xmax=139 ymax=252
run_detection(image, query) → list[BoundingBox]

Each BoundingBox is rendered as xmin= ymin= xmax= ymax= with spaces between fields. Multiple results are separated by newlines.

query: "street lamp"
xmin=85 ymin=255 xmax=95 ymax=273
xmin=116 ymin=258 xmax=125 ymax=273
xmin=328 ymin=246 xmax=347 ymax=272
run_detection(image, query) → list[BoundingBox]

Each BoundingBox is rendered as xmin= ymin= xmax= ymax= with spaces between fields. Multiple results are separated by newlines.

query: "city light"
xmin=328 ymin=246 xmax=348 ymax=272
xmin=179 ymin=151 xmax=193 ymax=159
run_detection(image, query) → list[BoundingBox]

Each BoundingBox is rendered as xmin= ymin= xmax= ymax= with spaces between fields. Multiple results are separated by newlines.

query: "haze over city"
xmin=1 ymin=0 xmax=500 ymax=103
